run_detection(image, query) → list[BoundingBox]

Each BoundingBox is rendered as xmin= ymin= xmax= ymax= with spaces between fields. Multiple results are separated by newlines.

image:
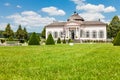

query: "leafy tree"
xmin=3 ymin=24 xmax=14 ymax=38
xmin=16 ymin=25 xmax=24 ymax=40
xmin=46 ymin=34 xmax=55 ymax=45
xmin=23 ymin=27 xmax=28 ymax=41
xmin=57 ymin=38 xmax=61 ymax=44
xmin=41 ymin=27 xmax=46 ymax=39
xmin=107 ymin=16 xmax=120 ymax=38
xmin=113 ymin=31 xmax=120 ymax=46
xmin=28 ymin=32 xmax=40 ymax=45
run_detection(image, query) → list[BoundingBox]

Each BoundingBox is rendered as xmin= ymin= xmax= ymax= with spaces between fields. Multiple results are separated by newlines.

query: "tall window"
xmin=80 ymin=30 xmax=84 ymax=37
xmin=86 ymin=31 xmax=90 ymax=38
xmin=54 ymin=32 xmax=58 ymax=38
xmin=99 ymin=31 xmax=104 ymax=38
xmin=92 ymin=31 xmax=97 ymax=38
xmin=59 ymin=31 xmax=63 ymax=38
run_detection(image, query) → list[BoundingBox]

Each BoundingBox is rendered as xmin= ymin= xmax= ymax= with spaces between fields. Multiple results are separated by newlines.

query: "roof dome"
xmin=67 ymin=12 xmax=84 ymax=22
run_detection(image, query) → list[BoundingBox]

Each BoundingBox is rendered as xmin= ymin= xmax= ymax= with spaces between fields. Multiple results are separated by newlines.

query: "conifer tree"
xmin=41 ymin=27 xmax=46 ymax=39
xmin=3 ymin=23 xmax=14 ymax=38
xmin=28 ymin=32 xmax=40 ymax=45
xmin=57 ymin=38 xmax=61 ymax=44
xmin=46 ymin=34 xmax=55 ymax=45
xmin=113 ymin=31 xmax=120 ymax=46
xmin=16 ymin=25 xmax=24 ymax=41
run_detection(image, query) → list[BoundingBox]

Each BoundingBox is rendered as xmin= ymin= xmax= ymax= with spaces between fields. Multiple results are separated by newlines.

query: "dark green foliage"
xmin=113 ymin=31 xmax=120 ymax=46
xmin=62 ymin=39 xmax=66 ymax=44
xmin=68 ymin=39 xmax=73 ymax=43
xmin=0 ymin=30 xmax=4 ymax=38
xmin=16 ymin=25 xmax=24 ymax=41
xmin=37 ymin=35 xmax=41 ymax=42
xmin=23 ymin=27 xmax=28 ymax=41
xmin=41 ymin=27 xmax=46 ymax=39
xmin=107 ymin=16 xmax=120 ymax=38
xmin=46 ymin=34 xmax=55 ymax=45
xmin=57 ymin=38 xmax=61 ymax=44
xmin=3 ymin=24 xmax=14 ymax=38
xmin=16 ymin=25 xmax=28 ymax=43
xmin=28 ymin=32 xmax=40 ymax=45
xmin=0 ymin=39 xmax=5 ymax=43
xmin=7 ymin=36 xmax=14 ymax=41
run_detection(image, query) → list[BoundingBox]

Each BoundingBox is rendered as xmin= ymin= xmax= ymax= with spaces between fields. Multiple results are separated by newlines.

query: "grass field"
xmin=0 ymin=43 xmax=120 ymax=80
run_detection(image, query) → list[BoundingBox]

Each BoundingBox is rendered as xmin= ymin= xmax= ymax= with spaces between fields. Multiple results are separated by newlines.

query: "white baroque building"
xmin=46 ymin=12 xmax=107 ymax=42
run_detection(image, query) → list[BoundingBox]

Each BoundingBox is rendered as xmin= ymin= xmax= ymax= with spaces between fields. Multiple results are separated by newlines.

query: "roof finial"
xmin=74 ymin=11 xmax=77 ymax=14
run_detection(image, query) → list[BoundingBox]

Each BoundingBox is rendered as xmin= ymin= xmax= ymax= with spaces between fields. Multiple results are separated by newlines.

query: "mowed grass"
xmin=0 ymin=44 xmax=120 ymax=80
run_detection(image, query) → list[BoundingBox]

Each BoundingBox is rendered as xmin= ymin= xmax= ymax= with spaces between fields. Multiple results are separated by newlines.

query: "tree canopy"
xmin=16 ymin=25 xmax=28 ymax=42
xmin=107 ymin=16 xmax=120 ymax=38
xmin=28 ymin=32 xmax=40 ymax=45
xmin=3 ymin=24 xmax=14 ymax=38
xmin=46 ymin=34 xmax=55 ymax=45
xmin=41 ymin=27 xmax=46 ymax=39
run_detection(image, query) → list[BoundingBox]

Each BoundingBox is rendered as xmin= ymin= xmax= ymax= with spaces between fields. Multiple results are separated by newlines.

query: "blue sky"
xmin=0 ymin=0 xmax=120 ymax=32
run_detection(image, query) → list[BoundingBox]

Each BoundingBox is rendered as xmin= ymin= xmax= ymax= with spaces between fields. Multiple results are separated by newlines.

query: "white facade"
xmin=46 ymin=13 xmax=107 ymax=42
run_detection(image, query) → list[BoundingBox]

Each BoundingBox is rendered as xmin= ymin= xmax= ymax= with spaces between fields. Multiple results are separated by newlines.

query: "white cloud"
xmin=16 ymin=5 xmax=22 ymax=8
xmin=77 ymin=4 xmax=116 ymax=13
xmin=71 ymin=0 xmax=85 ymax=5
xmin=41 ymin=6 xmax=66 ymax=16
xmin=104 ymin=6 xmax=116 ymax=13
xmin=79 ymin=12 xmax=105 ymax=21
xmin=7 ymin=11 xmax=55 ymax=27
xmin=71 ymin=0 xmax=116 ymax=22
xmin=4 ymin=3 xmax=11 ymax=6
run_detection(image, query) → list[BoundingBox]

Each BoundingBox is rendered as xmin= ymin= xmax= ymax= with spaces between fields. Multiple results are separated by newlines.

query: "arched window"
xmin=92 ymin=31 xmax=97 ymax=38
xmin=99 ymin=31 xmax=104 ymax=38
xmin=86 ymin=31 xmax=90 ymax=38
xmin=54 ymin=32 xmax=58 ymax=38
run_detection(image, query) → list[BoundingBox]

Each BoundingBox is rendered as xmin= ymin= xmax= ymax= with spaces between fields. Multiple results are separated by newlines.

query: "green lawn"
xmin=0 ymin=44 xmax=120 ymax=80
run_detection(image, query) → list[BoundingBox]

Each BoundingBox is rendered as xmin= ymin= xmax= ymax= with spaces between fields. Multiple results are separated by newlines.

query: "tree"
xmin=57 ymin=38 xmax=61 ymax=44
xmin=28 ymin=32 xmax=40 ymax=45
xmin=3 ymin=24 xmax=14 ymax=38
xmin=46 ymin=34 xmax=55 ymax=45
xmin=41 ymin=27 xmax=46 ymax=39
xmin=23 ymin=27 xmax=28 ymax=41
xmin=16 ymin=25 xmax=24 ymax=42
xmin=113 ymin=31 xmax=120 ymax=46
xmin=107 ymin=16 xmax=120 ymax=38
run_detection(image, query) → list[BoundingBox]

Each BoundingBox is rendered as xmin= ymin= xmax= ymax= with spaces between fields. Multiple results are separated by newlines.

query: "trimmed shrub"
xmin=46 ymin=34 xmax=55 ymax=45
xmin=62 ymin=39 xmax=66 ymax=44
xmin=113 ymin=31 xmax=120 ymax=46
xmin=28 ymin=32 xmax=40 ymax=45
xmin=57 ymin=38 xmax=61 ymax=44
xmin=68 ymin=39 xmax=73 ymax=43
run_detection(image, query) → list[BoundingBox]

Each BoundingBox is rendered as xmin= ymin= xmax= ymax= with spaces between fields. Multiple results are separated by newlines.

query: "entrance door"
xmin=71 ymin=30 xmax=75 ymax=39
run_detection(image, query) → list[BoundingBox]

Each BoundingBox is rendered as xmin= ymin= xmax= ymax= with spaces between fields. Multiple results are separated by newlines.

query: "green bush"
xmin=28 ymin=32 xmax=40 ymax=45
xmin=113 ymin=31 xmax=120 ymax=46
xmin=68 ymin=39 xmax=73 ymax=43
xmin=7 ymin=36 xmax=14 ymax=41
xmin=57 ymin=38 xmax=61 ymax=44
xmin=46 ymin=34 xmax=55 ymax=45
xmin=62 ymin=39 xmax=66 ymax=44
